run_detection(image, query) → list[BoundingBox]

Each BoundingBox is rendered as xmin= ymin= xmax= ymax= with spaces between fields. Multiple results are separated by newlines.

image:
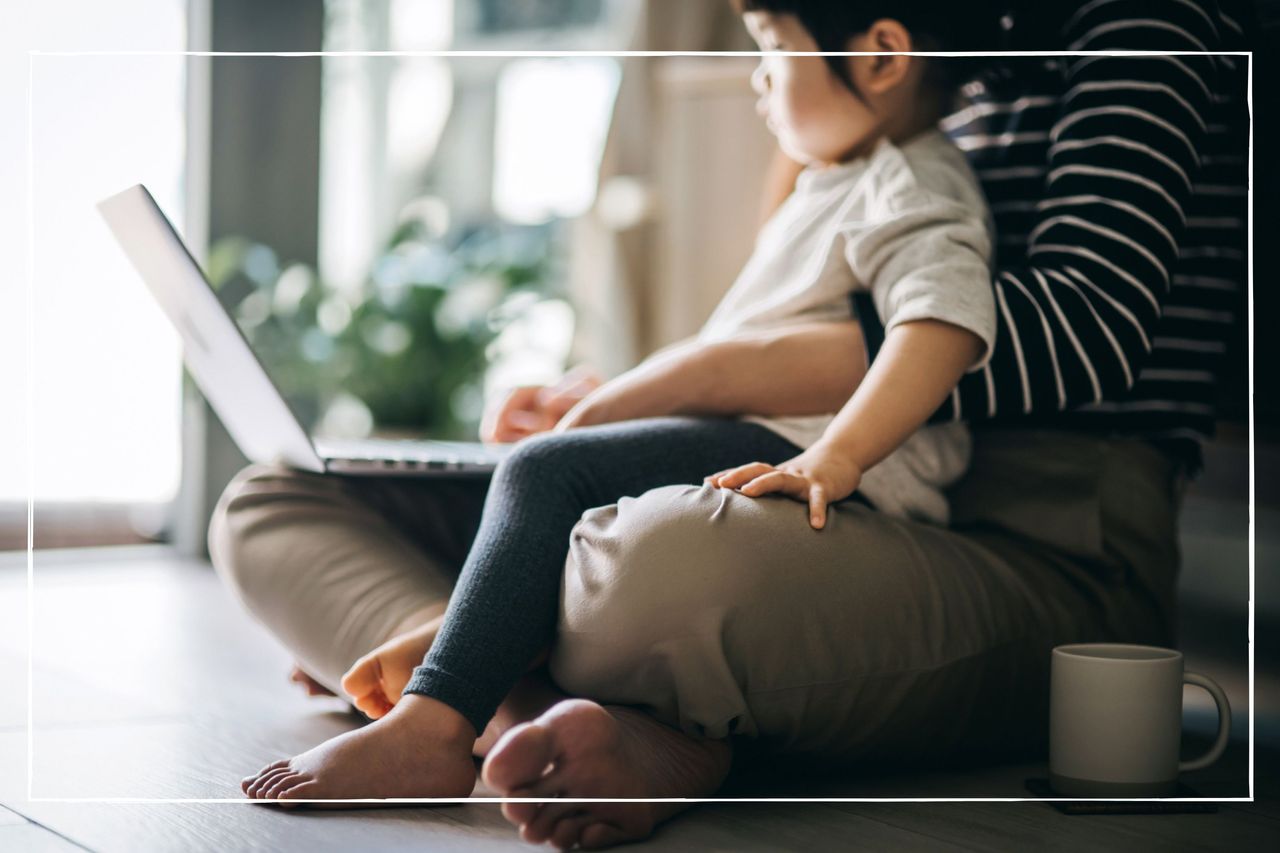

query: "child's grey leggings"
xmin=402 ymin=417 xmax=802 ymax=734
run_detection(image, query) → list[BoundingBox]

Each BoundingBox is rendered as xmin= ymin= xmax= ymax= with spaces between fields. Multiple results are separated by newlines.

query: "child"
xmin=701 ymin=1 xmax=997 ymax=527
xmin=240 ymin=0 xmax=1000 ymax=815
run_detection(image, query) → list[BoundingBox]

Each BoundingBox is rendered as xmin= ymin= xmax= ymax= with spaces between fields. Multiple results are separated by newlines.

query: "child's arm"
xmin=555 ymin=321 xmax=867 ymax=430
xmin=710 ymin=319 xmax=981 ymax=528
xmin=711 ymin=182 xmax=996 ymax=529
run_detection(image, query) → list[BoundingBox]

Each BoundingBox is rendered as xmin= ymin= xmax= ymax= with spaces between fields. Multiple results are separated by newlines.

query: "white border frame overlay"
xmin=26 ymin=47 xmax=1254 ymax=806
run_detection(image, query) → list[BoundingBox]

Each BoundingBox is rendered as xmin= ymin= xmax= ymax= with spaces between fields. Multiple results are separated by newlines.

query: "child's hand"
xmin=707 ymin=442 xmax=863 ymax=530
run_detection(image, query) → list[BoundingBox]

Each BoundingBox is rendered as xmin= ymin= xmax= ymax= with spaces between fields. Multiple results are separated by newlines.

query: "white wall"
xmin=650 ymin=57 xmax=775 ymax=347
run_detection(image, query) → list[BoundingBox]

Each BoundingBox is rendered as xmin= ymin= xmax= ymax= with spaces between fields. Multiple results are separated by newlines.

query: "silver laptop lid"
xmin=97 ymin=184 xmax=325 ymax=473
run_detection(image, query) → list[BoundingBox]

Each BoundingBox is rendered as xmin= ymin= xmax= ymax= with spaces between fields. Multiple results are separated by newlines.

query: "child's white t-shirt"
xmin=699 ymin=128 xmax=996 ymax=525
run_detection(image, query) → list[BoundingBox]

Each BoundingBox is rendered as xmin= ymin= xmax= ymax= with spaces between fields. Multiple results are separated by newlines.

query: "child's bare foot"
xmin=481 ymin=699 xmax=731 ymax=849
xmin=340 ymin=615 xmax=445 ymax=719
xmin=241 ymin=693 xmax=477 ymax=805
xmin=289 ymin=665 xmax=336 ymax=697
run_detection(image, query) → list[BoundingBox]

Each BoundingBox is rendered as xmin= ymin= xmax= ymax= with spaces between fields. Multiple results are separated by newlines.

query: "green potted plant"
xmin=205 ymin=213 xmax=569 ymax=440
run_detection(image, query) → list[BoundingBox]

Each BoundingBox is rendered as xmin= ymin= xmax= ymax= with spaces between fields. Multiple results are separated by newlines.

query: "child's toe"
xmin=341 ymin=654 xmax=385 ymax=697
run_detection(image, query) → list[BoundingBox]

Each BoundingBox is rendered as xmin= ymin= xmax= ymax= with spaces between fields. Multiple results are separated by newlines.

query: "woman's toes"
xmin=242 ymin=759 xmax=288 ymax=793
xmin=481 ymin=721 xmax=557 ymax=792
xmin=250 ymin=770 xmax=293 ymax=799
xmin=275 ymin=780 xmax=321 ymax=807
xmin=500 ymin=788 xmax=543 ymax=826
xmin=580 ymin=822 xmax=628 ymax=850
xmin=524 ymin=802 xmax=580 ymax=844
xmin=290 ymin=666 xmax=337 ymax=697
xmin=487 ymin=699 xmax=729 ymax=846
xmin=262 ymin=773 xmax=305 ymax=799
xmin=251 ymin=758 xmax=289 ymax=776
xmin=549 ymin=813 xmax=597 ymax=850
xmin=247 ymin=766 xmax=293 ymax=798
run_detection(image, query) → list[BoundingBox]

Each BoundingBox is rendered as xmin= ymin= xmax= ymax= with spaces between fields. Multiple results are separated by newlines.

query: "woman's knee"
xmin=207 ymin=462 xmax=335 ymax=605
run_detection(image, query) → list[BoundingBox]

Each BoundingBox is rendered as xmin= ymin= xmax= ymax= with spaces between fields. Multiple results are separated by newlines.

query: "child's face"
xmin=743 ymin=12 xmax=882 ymax=166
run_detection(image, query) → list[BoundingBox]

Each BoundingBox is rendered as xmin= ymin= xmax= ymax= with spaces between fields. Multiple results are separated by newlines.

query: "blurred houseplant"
xmin=205 ymin=209 xmax=567 ymax=440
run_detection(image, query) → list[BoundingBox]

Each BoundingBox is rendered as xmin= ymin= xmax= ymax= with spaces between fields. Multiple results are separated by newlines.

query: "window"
xmin=219 ymin=0 xmax=632 ymax=442
xmin=3 ymin=0 xmax=186 ymax=549
xmin=492 ymin=58 xmax=619 ymax=225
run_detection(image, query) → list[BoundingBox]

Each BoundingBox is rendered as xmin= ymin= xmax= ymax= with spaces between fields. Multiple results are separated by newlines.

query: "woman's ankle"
xmin=391 ymin=693 xmax=478 ymax=748
xmin=475 ymin=669 xmax=567 ymax=757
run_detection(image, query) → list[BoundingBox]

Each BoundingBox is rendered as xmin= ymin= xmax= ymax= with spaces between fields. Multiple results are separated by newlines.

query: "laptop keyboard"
xmin=313 ymin=437 xmax=505 ymax=465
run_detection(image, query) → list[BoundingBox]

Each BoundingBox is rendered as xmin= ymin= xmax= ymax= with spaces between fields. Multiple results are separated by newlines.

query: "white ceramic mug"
xmin=1049 ymin=643 xmax=1231 ymax=797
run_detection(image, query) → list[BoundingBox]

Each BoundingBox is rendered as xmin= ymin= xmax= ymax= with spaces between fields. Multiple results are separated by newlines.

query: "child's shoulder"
xmin=863 ymin=129 xmax=986 ymax=217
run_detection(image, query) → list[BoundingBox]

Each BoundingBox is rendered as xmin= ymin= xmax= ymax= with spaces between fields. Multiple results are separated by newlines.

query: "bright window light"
xmin=14 ymin=2 xmax=186 ymax=503
xmin=390 ymin=0 xmax=454 ymax=50
xmin=492 ymin=59 xmax=620 ymax=225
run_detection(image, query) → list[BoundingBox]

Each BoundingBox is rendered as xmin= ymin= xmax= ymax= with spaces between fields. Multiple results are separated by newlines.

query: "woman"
xmin=212 ymin=1 xmax=1249 ymax=848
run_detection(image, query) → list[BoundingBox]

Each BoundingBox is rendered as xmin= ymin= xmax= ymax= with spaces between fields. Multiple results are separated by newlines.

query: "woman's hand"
xmin=708 ymin=441 xmax=863 ymax=530
xmin=479 ymin=366 xmax=602 ymax=443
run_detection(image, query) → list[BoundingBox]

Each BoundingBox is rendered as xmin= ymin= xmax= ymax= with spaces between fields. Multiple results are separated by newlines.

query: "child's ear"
xmin=849 ymin=19 xmax=914 ymax=95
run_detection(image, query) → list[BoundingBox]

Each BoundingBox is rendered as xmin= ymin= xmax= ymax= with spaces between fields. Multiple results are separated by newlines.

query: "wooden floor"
xmin=0 ymin=546 xmax=1274 ymax=852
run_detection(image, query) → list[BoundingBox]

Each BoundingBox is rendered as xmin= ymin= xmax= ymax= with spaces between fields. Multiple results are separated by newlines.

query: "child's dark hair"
xmin=736 ymin=0 xmax=1007 ymax=98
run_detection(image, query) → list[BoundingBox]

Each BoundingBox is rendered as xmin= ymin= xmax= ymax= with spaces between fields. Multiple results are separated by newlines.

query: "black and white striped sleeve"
xmin=936 ymin=1 xmax=1220 ymax=421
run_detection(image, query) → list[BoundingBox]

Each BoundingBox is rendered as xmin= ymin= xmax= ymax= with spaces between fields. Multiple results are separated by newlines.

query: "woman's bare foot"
xmin=340 ymin=615 xmax=445 ymax=719
xmin=481 ymin=699 xmax=731 ymax=849
xmin=474 ymin=670 xmax=568 ymax=760
xmin=289 ymin=665 xmax=336 ymax=697
xmin=241 ymin=694 xmax=477 ymax=805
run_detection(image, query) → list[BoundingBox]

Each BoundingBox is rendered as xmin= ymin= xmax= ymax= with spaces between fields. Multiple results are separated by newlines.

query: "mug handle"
xmin=1179 ymin=671 xmax=1232 ymax=772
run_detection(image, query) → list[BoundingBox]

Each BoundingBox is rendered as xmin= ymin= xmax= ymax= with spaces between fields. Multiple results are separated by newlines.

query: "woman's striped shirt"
xmin=892 ymin=0 xmax=1250 ymax=470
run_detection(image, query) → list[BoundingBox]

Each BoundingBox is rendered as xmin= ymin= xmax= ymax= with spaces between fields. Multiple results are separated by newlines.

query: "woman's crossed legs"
xmin=210 ymin=427 xmax=1175 ymax=848
xmin=211 ymin=419 xmax=801 ymax=821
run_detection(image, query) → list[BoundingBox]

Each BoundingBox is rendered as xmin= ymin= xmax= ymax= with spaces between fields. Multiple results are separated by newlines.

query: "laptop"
xmin=97 ymin=183 xmax=508 ymax=477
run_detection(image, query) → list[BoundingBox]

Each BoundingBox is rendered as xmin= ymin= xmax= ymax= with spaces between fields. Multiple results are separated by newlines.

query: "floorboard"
xmin=1 ymin=803 xmax=28 ymax=824
xmin=0 ymin=546 xmax=1269 ymax=851
xmin=841 ymin=802 xmax=1280 ymax=853
xmin=0 ymin=823 xmax=89 ymax=852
